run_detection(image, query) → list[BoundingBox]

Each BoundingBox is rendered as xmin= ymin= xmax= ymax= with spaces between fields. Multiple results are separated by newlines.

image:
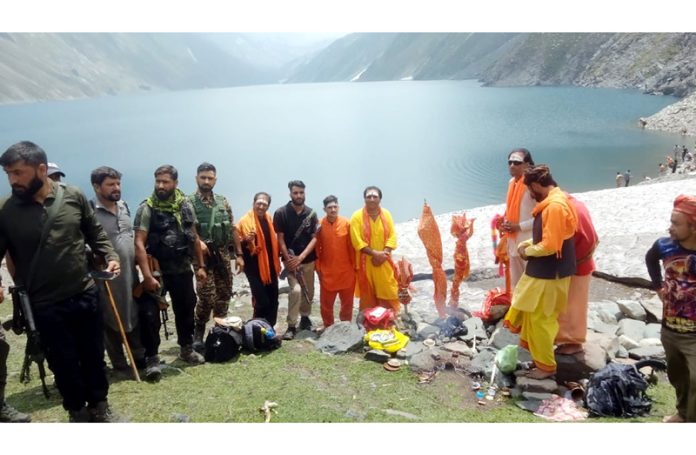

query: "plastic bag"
xmin=365 ymin=328 xmax=410 ymax=353
xmin=585 ymin=362 xmax=652 ymax=417
xmin=439 ymin=316 xmax=468 ymax=338
xmin=495 ymin=344 xmax=518 ymax=374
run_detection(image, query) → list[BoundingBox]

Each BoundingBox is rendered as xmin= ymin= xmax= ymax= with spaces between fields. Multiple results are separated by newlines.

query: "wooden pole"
xmin=104 ymin=281 xmax=141 ymax=382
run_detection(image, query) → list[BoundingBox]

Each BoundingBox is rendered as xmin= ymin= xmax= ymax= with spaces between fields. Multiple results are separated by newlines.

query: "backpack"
xmin=242 ymin=318 xmax=282 ymax=352
xmin=585 ymin=362 xmax=652 ymax=417
xmin=204 ymin=325 xmax=242 ymax=362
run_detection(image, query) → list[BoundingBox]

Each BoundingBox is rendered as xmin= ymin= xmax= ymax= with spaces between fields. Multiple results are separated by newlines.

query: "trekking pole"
xmin=104 ymin=281 xmax=141 ymax=382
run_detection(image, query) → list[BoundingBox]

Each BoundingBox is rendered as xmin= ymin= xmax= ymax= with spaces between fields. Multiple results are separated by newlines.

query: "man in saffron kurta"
xmin=349 ymin=186 xmax=399 ymax=313
xmin=504 ymin=165 xmax=578 ymax=380
xmin=556 ymin=194 xmax=599 ymax=355
xmin=315 ymin=195 xmax=356 ymax=327
xmin=501 ymin=148 xmax=536 ymax=289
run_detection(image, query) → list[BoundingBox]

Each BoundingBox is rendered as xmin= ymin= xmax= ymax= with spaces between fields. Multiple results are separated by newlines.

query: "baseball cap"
xmin=47 ymin=162 xmax=66 ymax=177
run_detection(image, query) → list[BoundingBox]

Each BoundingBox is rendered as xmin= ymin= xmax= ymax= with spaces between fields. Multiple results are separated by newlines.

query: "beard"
xmin=156 ymin=189 xmax=174 ymax=201
xmin=106 ymin=191 xmax=121 ymax=202
xmin=291 ymin=196 xmax=305 ymax=206
xmin=12 ymin=175 xmax=43 ymax=201
xmin=198 ymin=184 xmax=212 ymax=193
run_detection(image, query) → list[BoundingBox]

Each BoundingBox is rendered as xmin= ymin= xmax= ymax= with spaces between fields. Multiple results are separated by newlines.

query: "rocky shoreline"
xmin=643 ymin=91 xmax=696 ymax=136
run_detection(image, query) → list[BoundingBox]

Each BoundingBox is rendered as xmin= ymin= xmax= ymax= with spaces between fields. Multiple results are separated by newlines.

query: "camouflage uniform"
xmin=190 ymin=190 xmax=237 ymax=342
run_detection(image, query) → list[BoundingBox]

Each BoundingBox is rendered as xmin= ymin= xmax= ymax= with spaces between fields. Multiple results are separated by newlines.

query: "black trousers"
xmin=33 ymin=286 xmax=109 ymax=412
xmin=0 ymin=326 xmax=9 ymax=401
xmin=135 ymin=292 xmax=162 ymax=358
xmin=162 ymin=271 xmax=197 ymax=347
xmin=246 ymin=272 xmax=279 ymax=327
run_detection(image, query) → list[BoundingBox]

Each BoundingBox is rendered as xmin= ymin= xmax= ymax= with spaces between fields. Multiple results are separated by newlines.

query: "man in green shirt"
xmin=0 ymin=141 xmax=121 ymax=423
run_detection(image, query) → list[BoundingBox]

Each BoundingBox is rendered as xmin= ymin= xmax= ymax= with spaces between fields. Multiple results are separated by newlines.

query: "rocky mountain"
xmin=288 ymin=33 xmax=696 ymax=98
xmin=0 ymin=33 xmax=275 ymax=104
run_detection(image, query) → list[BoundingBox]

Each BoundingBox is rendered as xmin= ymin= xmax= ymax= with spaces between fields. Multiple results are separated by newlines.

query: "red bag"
xmin=472 ymin=287 xmax=511 ymax=323
xmin=362 ymin=307 xmax=395 ymax=331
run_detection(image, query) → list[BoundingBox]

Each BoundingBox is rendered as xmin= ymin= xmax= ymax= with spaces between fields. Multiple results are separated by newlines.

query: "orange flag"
xmin=417 ymin=202 xmax=447 ymax=318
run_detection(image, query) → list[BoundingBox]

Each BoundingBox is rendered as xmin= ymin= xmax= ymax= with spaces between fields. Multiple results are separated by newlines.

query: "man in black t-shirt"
xmin=273 ymin=180 xmax=318 ymax=339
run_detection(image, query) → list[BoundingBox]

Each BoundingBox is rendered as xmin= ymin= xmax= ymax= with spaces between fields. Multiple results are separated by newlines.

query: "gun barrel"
xmin=18 ymin=290 xmax=38 ymax=333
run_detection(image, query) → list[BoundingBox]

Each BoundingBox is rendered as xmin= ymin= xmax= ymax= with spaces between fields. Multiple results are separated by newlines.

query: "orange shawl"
xmin=531 ymin=187 xmax=578 ymax=257
xmin=358 ymin=207 xmax=396 ymax=307
xmin=237 ymin=209 xmax=280 ymax=285
xmin=504 ymin=176 xmax=527 ymax=240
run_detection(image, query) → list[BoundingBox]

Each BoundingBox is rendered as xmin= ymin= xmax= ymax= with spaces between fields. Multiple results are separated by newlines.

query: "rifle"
xmin=133 ymin=254 xmax=170 ymax=340
xmin=288 ymin=249 xmax=312 ymax=305
xmin=10 ymin=286 xmax=50 ymax=399
xmin=204 ymin=239 xmax=229 ymax=279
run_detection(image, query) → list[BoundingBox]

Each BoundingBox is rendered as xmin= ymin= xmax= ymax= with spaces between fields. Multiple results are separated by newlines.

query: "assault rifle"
xmin=10 ymin=286 xmax=50 ymax=399
xmin=204 ymin=239 xmax=229 ymax=279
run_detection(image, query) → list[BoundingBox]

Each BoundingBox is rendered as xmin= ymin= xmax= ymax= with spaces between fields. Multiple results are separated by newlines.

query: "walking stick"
xmin=104 ymin=281 xmax=141 ymax=382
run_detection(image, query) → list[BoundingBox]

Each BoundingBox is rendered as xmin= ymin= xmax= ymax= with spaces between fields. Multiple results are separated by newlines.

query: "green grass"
xmin=1 ymin=301 xmax=676 ymax=423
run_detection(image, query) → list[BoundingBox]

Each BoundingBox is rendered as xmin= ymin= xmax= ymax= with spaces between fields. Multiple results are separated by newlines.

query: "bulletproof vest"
xmin=146 ymin=204 xmax=196 ymax=261
xmin=524 ymin=210 xmax=576 ymax=279
xmin=190 ymin=193 xmax=231 ymax=248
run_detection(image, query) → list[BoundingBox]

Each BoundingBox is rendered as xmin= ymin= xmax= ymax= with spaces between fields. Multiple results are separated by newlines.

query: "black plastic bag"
xmin=585 ymin=362 xmax=652 ymax=417
xmin=439 ymin=316 xmax=468 ymax=338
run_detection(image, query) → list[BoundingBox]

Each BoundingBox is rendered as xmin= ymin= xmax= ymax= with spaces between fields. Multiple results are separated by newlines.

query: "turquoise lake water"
xmin=0 ymin=80 xmax=683 ymax=221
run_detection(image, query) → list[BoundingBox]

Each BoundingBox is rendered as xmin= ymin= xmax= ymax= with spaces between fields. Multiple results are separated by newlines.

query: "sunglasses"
xmin=508 ymin=160 xmax=524 ymax=166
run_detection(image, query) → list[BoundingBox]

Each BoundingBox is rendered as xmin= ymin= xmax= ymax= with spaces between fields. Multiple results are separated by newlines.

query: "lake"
xmin=0 ymin=80 xmax=683 ymax=222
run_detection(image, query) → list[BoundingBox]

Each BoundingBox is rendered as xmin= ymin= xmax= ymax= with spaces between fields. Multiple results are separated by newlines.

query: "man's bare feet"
xmin=525 ymin=368 xmax=555 ymax=380
xmin=662 ymin=413 xmax=685 ymax=423
xmin=556 ymin=344 xmax=584 ymax=355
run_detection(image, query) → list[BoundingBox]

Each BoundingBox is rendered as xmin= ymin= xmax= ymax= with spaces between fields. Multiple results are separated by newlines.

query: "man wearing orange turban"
xmin=646 ymin=194 xmax=696 ymax=423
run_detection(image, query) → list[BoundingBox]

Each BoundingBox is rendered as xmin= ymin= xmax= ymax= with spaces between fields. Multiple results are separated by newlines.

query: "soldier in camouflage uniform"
xmin=190 ymin=163 xmax=244 ymax=352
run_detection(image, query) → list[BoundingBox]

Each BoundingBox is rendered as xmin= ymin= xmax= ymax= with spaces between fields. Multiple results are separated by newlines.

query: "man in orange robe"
xmin=315 ymin=195 xmax=356 ymax=327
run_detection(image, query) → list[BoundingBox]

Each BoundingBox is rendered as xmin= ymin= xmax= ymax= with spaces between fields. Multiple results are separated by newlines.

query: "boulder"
xmin=589 ymin=301 xmax=624 ymax=321
xmin=315 ymin=321 xmax=365 ymax=355
xmin=639 ymin=338 xmax=662 ymax=347
xmin=616 ymin=319 xmax=646 ymax=343
xmin=466 ymin=347 xmax=497 ymax=377
xmin=515 ymin=376 xmax=558 ymax=393
xmin=408 ymin=349 xmax=441 ymax=372
xmin=489 ymin=326 xmax=520 ymax=350
xmin=460 ymin=317 xmax=487 ymax=341
xmin=595 ymin=309 xmax=618 ymax=325
xmin=586 ymin=332 xmax=620 ymax=359
xmin=618 ymin=335 xmax=640 ymax=350
xmin=516 ymin=400 xmax=542 ymax=412
xmin=555 ymin=342 xmax=607 ymax=382
xmin=365 ymin=349 xmax=391 ymax=363
xmin=416 ymin=322 xmax=440 ymax=339
xmin=616 ymin=346 xmax=629 ymax=358
xmin=640 ymin=295 xmax=663 ymax=323
xmin=644 ymin=323 xmax=662 ymax=340
xmin=616 ymin=299 xmax=647 ymax=321
xmin=628 ymin=346 xmax=666 ymax=360
xmin=517 ymin=347 xmax=533 ymax=363
xmin=442 ymin=341 xmax=475 ymax=358
xmin=522 ymin=391 xmax=557 ymax=401
xmin=396 ymin=341 xmax=427 ymax=359
xmin=587 ymin=311 xmax=618 ymax=335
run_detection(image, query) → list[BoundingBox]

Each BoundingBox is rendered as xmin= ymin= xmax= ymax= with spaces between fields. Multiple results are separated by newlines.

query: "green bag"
xmin=495 ymin=345 xmax=518 ymax=374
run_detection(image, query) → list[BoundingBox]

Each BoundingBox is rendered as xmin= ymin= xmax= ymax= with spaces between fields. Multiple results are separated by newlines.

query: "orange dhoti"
xmin=556 ymin=273 xmax=590 ymax=346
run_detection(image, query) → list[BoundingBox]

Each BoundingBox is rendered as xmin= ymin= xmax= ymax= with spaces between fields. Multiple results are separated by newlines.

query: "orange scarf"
xmin=504 ymin=176 xmax=527 ymax=240
xmin=358 ymin=207 xmax=396 ymax=307
xmin=237 ymin=209 xmax=280 ymax=285
xmin=531 ymin=187 xmax=578 ymax=257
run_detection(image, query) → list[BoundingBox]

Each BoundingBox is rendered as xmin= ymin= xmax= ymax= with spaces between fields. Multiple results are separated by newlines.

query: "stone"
xmin=644 ymin=323 xmax=662 ymax=340
xmin=416 ymin=322 xmax=440 ymax=339
xmin=618 ymin=334 xmax=640 ymax=350
xmin=489 ymin=326 xmax=520 ymax=350
xmin=383 ymin=409 xmax=420 ymax=421
xmin=628 ymin=346 xmax=666 ymax=360
xmin=586 ymin=332 xmax=620 ymax=358
xmin=555 ymin=342 xmax=607 ymax=382
xmin=516 ymin=400 xmax=541 ymax=412
xmin=522 ymin=391 xmax=556 ymax=401
xmin=616 ymin=346 xmax=629 ymax=358
xmin=398 ymin=341 xmax=427 ymax=359
xmin=466 ymin=347 xmax=497 ymax=377
xmin=589 ymin=301 xmax=624 ymax=321
xmin=517 ymin=347 xmax=533 ymax=363
xmin=587 ymin=311 xmax=618 ymax=335
xmin=461 ymin=317 xmax=487 ymax=341
xmin=595 ymin=309 xmax=618 ymax=325
xmin=616 ymin=299 xmax=647 ymax=321
xmin=409 ymin=349 xmax=439 ymax=372
xmin=442 ymin=341 xmax=475 ymax=358
xmin=365 ymin=349 xmax=391 ymax=363
xmin=315 ymin=321 xmax=365 ymax=355
xmin=639 ymin=338 xmax=662 ymax=347
xmin=640 ymin=295 xmax=663 ymax=323
xmin=515 ymin=376 xmax=558 ymax=393
xmin=616 ymin=319 xmax=646 ymax=342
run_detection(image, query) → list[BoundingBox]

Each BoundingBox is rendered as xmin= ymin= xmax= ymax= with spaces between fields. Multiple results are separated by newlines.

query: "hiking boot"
xmin=299 ymin=316 xmax=313 ymax=331
xmin=68 ymin=407 xmax=91 ymax=423
xmin=179 ymin=345 xmax=205 ymax=365
xmin=89 ymin=401 xmax=128 ymax=423
xmin=144 ymin=355 xmax=162 ymax=382
xmin=662 ymin=413 xmax=685 ymax=423
xmin=0 ymin=402 xmax=31 ymax=423
xmin=193 ymin=325 xmax=206 ymax=354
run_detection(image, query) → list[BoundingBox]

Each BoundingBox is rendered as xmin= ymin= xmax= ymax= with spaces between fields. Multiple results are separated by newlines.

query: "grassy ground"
xmin=0 ymin=296 xmax=676 ymax=423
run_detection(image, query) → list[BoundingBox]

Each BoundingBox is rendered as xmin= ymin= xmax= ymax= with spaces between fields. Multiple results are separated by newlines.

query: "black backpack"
xmin=585 ymin=362 xmax=653 ymax=417
xmin=242 ymin=318 xmax=282 ymax=352
xmin=204 ymin=325 xmax=242 ymax=362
